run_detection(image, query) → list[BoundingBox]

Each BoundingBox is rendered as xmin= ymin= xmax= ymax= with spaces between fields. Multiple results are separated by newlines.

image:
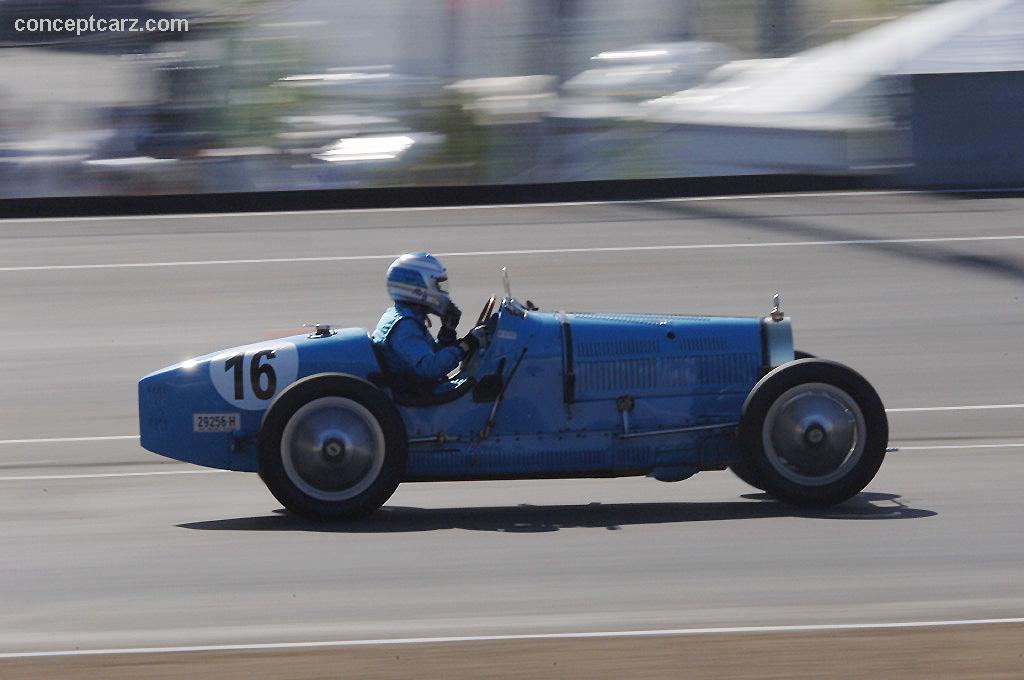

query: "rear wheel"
xmin=737 ymin=359 xmax=887 ymax=507
xmin=258 ymin=374 xmax=407 ymax=520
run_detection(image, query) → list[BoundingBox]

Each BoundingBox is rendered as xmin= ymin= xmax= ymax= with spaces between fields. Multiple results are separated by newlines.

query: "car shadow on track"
xmin=178 ymin=492 xmax=935 ymax=533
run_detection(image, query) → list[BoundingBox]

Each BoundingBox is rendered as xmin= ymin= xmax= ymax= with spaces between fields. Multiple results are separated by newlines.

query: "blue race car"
xmin=139 ymin=280 xmax=888 ymax=520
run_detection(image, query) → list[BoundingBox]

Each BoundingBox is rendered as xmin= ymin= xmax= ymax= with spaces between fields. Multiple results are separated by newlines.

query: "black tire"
xmin=258 ymin=373 xmax=408 ymax=521
xmin=738 ymin=359 xmax=888 ymax=508
xmin=728 ymin=458 xmax=764 ymax=491
xmin=728 ymin=350 xmax=815 ymax=490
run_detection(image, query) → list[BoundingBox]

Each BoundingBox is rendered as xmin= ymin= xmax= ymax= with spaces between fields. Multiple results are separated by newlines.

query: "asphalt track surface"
xmin=2 ymin=191 xmax=1023 ymax=675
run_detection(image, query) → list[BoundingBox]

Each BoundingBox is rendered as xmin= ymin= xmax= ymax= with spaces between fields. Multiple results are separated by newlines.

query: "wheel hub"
xmin=320 ymin=434 xmax=349 ymax=461
xmin=803 ymin=422 xmax=827 ymax=447
xmin=279 ymin=397 xmax=386 ymax=502
xmin=762 ymin=383 xmax=866 ymax=486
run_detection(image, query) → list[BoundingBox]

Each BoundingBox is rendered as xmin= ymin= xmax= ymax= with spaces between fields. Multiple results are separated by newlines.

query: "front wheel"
xmin=737 ymin=359 xmax=888 ymax=507
xmin=729 ymin=350 xmax=814 ymax=490
xmin=258 ymin=374 xmax=408 ymax=520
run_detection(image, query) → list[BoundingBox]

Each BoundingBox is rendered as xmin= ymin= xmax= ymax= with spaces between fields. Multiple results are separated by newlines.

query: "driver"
xmin=371 ymin=252 xmax=488 ymax=391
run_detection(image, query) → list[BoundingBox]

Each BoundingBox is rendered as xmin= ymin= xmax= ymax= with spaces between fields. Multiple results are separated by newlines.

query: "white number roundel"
xmin=209 ymin=341 xmax=298 ymax=410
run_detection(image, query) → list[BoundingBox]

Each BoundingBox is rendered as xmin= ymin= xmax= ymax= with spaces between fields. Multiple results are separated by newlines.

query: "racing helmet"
xmin=386 ymin=252 xmax=450 ymax=315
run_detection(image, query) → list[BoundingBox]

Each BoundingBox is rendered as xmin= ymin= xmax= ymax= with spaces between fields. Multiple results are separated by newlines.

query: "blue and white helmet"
xmin=386 ymin=252 xmax=450 ymax=315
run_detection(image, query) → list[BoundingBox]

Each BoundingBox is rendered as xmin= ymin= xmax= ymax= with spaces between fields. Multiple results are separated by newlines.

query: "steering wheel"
xmin=475 ymin=295 xmax=497 ymax=326
xmin=458 ymin=295 xmax=498 ymax=375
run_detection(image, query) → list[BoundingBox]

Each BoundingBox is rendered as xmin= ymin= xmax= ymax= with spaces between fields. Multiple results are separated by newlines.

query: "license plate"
xmin=193 ymin=413 xmax=240 ymax=433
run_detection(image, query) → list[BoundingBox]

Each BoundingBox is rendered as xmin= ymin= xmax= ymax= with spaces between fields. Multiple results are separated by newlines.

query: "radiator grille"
xmin=576 ymin=352 xmax=759 ymax=396
xmin=678 ymin=336 xmax=728 ymax=352
xmin=577 ymin=338 xmax=660 ymax=357
xmin=576 ymin=358 xmax=658 ymax=392
xmin=571 ymin=313 xmax=712 ymax=325
xmin=661 ymin=354 xmax=759 ymax=386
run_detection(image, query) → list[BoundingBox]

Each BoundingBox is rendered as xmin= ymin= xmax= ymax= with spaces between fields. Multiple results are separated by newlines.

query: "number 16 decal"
xmin=211 ymin=342 xmax=298 ymax=410
xmin=224 ymin=349 xmax=278 ymax=400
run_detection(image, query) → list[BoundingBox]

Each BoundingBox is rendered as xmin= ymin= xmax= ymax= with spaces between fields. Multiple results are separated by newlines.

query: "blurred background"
xmin=0 ymin=0 xmax=1021 ymax=199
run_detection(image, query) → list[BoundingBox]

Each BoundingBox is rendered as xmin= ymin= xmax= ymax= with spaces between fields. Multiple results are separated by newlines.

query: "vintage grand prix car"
xmin=138 ymin=276 xmax=888 ymax=520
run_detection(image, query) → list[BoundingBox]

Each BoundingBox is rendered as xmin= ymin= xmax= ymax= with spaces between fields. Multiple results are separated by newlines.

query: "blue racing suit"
xmin=371 ymin=302 xmax=465 ymax=388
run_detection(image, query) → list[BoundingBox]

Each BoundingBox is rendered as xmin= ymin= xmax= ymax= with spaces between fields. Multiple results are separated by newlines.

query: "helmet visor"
xmin=436 ymin=276 xmax=449 ymax=293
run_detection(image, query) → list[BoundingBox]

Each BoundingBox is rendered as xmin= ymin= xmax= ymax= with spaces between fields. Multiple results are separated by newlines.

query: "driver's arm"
xmin=390 ymin=318 xmax=465 ymax=382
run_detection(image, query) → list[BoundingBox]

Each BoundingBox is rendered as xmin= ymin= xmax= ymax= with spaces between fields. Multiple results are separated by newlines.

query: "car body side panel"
xmin=403 ymin=309 xmax=763 ymax=480
xmin=400 ymin=309 xmax=567 ymax=477
xmin=138 ymin=328 xmax=381 ymax=472
xmin=558 ymin=312 xmax=760 ymax=477
xmin=138 ymin=301 xmax=777 ymax=480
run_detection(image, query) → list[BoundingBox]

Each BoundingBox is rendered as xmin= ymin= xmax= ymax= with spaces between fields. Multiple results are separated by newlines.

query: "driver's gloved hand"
xmin=458 ymin=325 xmax=489 ymax=355
xmin=441 ymin=302 xmax=462 ymax=331
xmin=438 ymin=326 xmax=458 ymax=346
